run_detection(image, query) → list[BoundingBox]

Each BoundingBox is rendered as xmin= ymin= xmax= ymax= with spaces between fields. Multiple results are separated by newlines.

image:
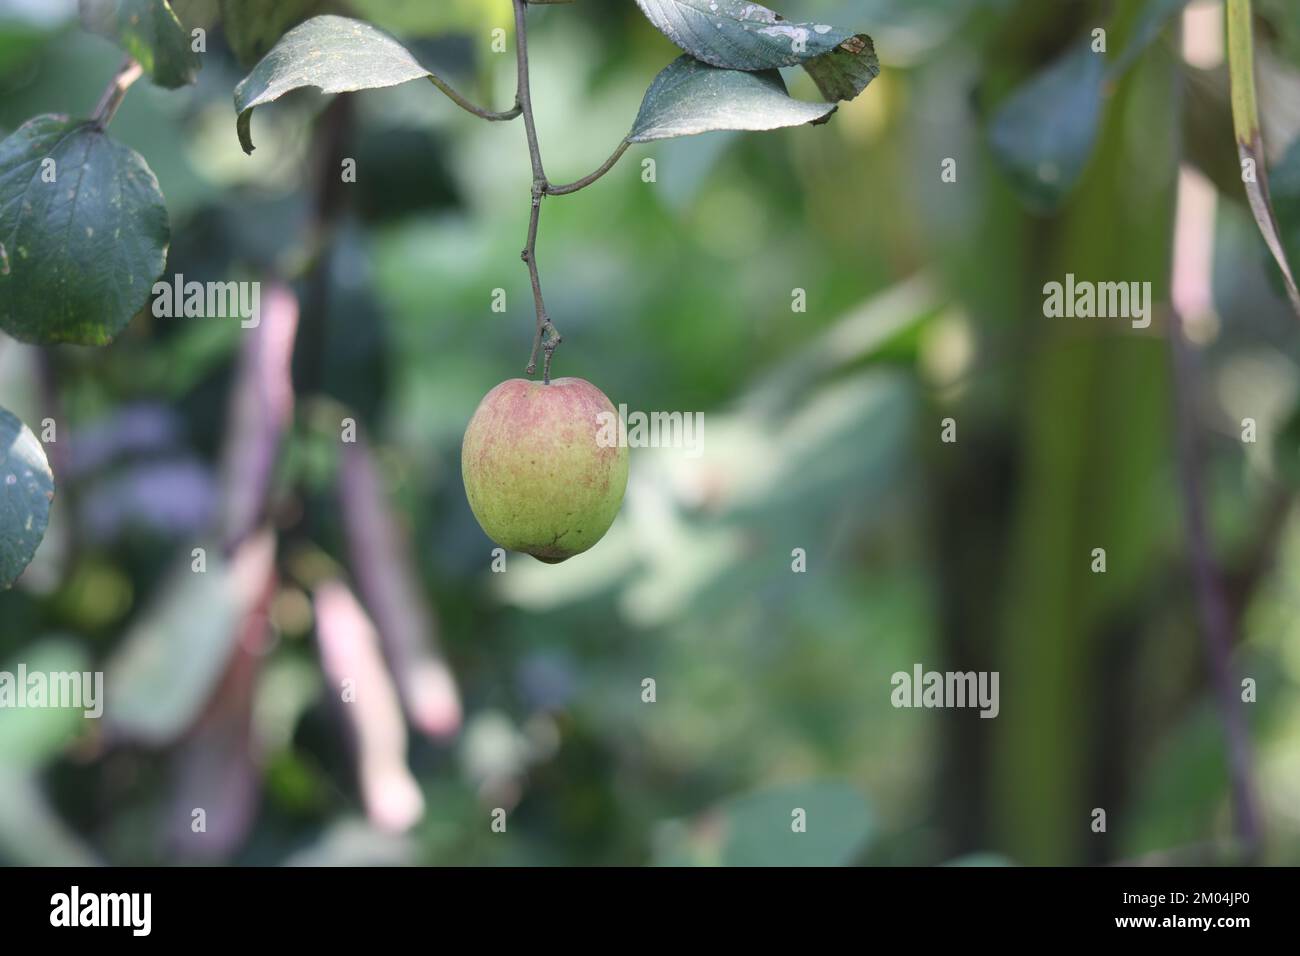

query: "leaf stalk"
xmin=91 ymin=57 xmax=143 ymax=129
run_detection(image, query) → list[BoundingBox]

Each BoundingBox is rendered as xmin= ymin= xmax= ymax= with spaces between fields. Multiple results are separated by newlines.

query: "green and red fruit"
xmin=461 ymin=377 xmax=629 ymax=564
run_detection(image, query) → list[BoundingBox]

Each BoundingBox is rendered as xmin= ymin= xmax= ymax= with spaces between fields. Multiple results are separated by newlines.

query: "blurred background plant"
xmin=1 ymin=0 xmax=1299 ymax=866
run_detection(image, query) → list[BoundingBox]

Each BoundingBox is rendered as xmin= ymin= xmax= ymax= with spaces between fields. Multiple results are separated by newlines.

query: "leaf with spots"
xmin=0 ymin=406 xmax=53 ymax=590
xmin=233 ymin=15 xmax=468 ymax=154
xmin=629 ymin=55 xmax=836 ymax=143
xmin=633 ymin=0 xmax=878 ymax=102
xmin=0 ymin=115 xmax=169 ymax=346
xmin=79 ymin=0 xmax=201 ymax=89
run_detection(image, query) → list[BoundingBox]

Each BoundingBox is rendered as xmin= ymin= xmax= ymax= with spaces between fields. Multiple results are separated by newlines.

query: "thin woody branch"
xmin=1169 ymin=314 xmax=1262 ymax=858
xmin=507 ymin=2 xmax=639 ymax=380
xmin=513 ymin=0 xmax=562 ymax=382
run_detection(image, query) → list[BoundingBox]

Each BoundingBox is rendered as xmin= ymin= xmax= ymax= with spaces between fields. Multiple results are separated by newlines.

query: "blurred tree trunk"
xmin=993 ymin=0 xmax=1179 ymax=865
xmin=930 ymin=0 xmax=1181 ymax=864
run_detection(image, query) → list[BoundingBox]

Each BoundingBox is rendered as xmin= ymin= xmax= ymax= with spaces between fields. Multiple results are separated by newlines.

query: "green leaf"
xmin=1272 ymin=399 xmax=1300 ymax=486
xmin=0 ymin=406 xmax=53 ymax=590
xmin=1111 ymin=0 xmax=1192 ymax=74
xmin=988 ymin=41 xmax=1107 ymax=211
xmin=720 ymin=782 xmax=872 ymax=867
xmin=633 ymin=0 xmax=878 ymax=101
xmin=986 ymin=0 xmax=1189 ymax=208
xmin=105 ymin=531 xmax=274 ymax=744
xmin=219 ymin=0 xmax=322 ymax=68
xmin=0 ymin=639 xmax=89 ymax=767
xmin=0 ymin=115 xmax=169 ymax=346
xmin=1272 ymin=135 xmax=1300 ymax=271
xmin=0 ymin=18 xmax=53 ymax=76
xmin=802 ymin=37 xmax=881 ymax=102
xmin=1258 ymin=0 xmax=1300 ymax=70
xmin=234 ymin=15 xmax=463 ymax=155
xmin=1227 ymin=0 xmax=1300 ymax=318
xmin=0 ymin=769 xmax=99 ymax=866
xmin=943 ymin=853 xmax=1017 ymax=866
xmin=79 ymin=0 xmax=201 ymax=89
xmin=629 ymin=55 xmax=836 ymax=144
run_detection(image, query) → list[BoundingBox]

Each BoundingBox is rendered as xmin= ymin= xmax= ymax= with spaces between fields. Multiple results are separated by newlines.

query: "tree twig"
xmin=1168 ymin=312 xmax=1262 ymax=858
xmin=507 ymin=1 xmax=637 ymax=380
xmin=91 ymin=57 xmax=143 ymax=129
xmin=514 ymin=0 xmax=560 ymax=382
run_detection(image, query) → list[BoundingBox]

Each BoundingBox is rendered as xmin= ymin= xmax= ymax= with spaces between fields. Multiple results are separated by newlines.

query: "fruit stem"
xmin=510 ymin=1 xmax=631 ymax=382
xmin=513 ymin=0 xmax=562 ymax=381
